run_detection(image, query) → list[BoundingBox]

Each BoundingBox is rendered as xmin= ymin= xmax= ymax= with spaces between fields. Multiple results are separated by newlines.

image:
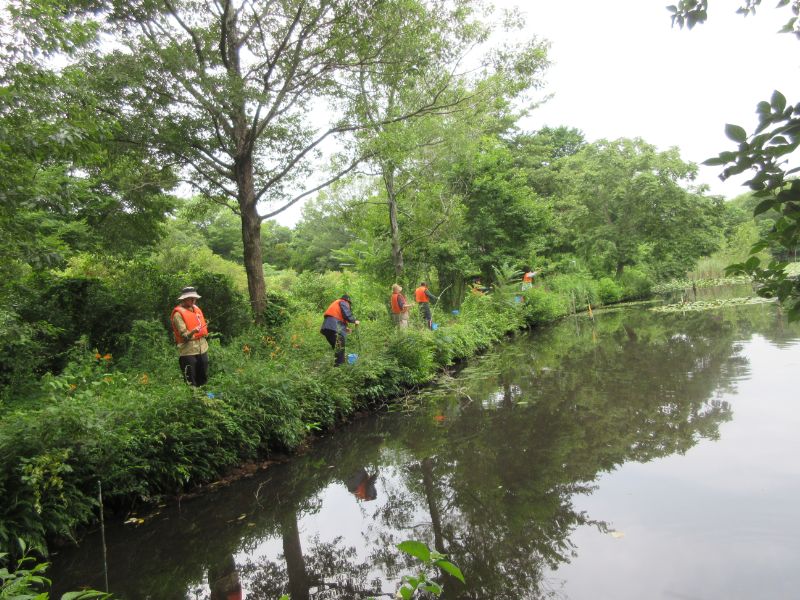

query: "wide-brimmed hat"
xmin=177 ymin=286 xmax=201 ymax=300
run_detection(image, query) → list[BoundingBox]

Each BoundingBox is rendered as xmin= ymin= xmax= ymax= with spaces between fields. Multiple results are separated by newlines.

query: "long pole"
xmin=98 ymin=480 xmax=109 ymax=593
xmin=429 ymin=284 xmax=452 ymax=323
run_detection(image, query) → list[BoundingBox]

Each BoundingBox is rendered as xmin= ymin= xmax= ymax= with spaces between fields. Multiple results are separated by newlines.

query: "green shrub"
xmin=0 ymin=309 xmax=59 ymax=406
xmin=546 ymin=273 xmax=600 ymax=308
xmin=597 ymin=277 xmax=624 ymax=304
xmin=617 ymin=267 xmax=653 ymax=299
xmin=291 ymin=271 xmax=344 ymax=312
xmin=384 ymin=330 xmax=437 ymax=385
xmin=520 ymin=288 xmax=566 ymax=324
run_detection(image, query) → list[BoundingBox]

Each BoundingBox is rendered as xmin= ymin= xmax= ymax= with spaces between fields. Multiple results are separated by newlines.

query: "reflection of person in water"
xmin=346 ymin=468 xmax=378 ymax=502
xmin=208 ymin=553 xmax=243 ymax=600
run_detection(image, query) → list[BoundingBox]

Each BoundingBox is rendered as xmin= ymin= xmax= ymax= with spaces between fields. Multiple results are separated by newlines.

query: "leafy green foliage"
xmin=707 ymin=96 xmax=800 ymax=319
xmin=551 ymin=138 xmax=724 ymax=280
xmin=669 ymin=2 xmax=800 ymax=319
xmin=597 ymin=277 xmax=624 ymax=304
xmin=0 ymin=60 xmax=176 ymax=291
xmin=669 ymin=1 xmax=800 ymax=37
xmin=0 ymin=540 xmax=110 ymax=599
xmin=452 ymin=138 xmax=552 ymax=280
xmin=396 ymin=540 xmax=464 ymax=599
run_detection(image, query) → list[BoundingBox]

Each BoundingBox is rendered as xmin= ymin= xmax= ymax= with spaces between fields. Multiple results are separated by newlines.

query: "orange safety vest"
xmin=324 ymin=298 xmax=350 ymax=322
xmin=355 ymin=479 xmax=368 ymax=499
xmin=171 ymin=305 xmax=208 ymax=344
xmin=391 ymin=293 xmax=407 ymax=314
xmin=414 ymin=287 xmax=429 ymax=303
xmin=523 ymin=272 xmax=533 ymax=283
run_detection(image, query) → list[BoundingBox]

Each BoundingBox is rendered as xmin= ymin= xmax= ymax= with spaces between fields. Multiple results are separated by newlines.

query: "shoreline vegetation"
xmin=0 ymin=268 xmax=653 ymax=554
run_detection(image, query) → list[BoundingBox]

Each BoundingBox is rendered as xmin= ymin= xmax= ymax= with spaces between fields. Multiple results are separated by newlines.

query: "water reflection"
xmin=345 ymin=469 xmax=378 ymax=502
xmin=50 ymin=302 xmax=799 ymax=599
xmin=209 ymin=554 xmax=242 ymax=600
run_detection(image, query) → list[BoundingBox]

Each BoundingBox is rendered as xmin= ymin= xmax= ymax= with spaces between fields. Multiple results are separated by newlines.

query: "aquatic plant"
xmin=651 ymin=296 xmax=776 ymax=313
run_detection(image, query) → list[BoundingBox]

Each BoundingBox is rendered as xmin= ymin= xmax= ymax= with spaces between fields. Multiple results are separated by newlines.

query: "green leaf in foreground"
xmin=398 ymin=540 xmax=431 ymax=562
xmin=435 ymin=559 xmax=466 ymax=583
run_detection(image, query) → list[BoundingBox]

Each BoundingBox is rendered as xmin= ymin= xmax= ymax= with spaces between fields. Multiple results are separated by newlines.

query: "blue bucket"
xmin=347 ymin=353 xmax=358 ymax=364
xmin=451 ymin=309 xmax=460 ymax=315
xmin=431 ymin=323 xmax=439 ymax=330
xmin=514 ymin=295 xmax=523 ymax=303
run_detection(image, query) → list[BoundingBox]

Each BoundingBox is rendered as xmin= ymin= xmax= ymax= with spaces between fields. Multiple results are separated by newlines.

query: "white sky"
xmin=501 ymin=0 xmax=800 ymax=197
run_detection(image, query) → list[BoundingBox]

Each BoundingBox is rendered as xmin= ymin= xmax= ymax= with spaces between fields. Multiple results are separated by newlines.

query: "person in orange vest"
xmin=320 ymin=294 xmax=359 ymax=366
xmin=171 ymin=286 xmax=210 ymax=386
xmin=208 ymin=552 xmax=243 ymax=600
xmin=390 ymin=283 xmax=411 ymax=328
xmin=414 ymin=282 xmax=438 ymax=329
xmin=346 ymin=468 xmax=378 ymax=502
xmin=521 ymin=266 xmax=537 ymax=291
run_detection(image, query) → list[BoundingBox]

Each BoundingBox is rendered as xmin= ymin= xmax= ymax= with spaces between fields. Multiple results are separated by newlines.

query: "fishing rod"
xmin=429 ymin=283 xmax=452 ymax=325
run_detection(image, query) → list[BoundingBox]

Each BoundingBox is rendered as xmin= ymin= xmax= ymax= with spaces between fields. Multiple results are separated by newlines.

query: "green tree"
xmin=289 ymin=195 xmax=355 ymax=273
xmin=552 ymin=138 xmax=723 ymax=279
xmin=0 ymin=60 xmax=175 ymax=291
xmin=349 ymin=3 xmax=549 ymax=277
xmin=669 ymin=0 xmax=800 ymax=318
xmin=450 ymin=136 xmax=553 ymax=281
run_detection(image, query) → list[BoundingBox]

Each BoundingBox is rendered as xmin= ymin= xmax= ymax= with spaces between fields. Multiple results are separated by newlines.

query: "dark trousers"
xmin=420 ymin=302 xmax=432 ymax=327
xmin=179 ymin=352 xmax=209 ymax=386
xmin=321 ymin=329 xmax=346 ymax=366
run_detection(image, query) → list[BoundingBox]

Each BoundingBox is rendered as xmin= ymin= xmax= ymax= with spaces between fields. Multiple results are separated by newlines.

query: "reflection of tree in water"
xmin=238 ymin=520 xmax=384 ymax=599
xmin=364 ymin=307 xmax=741 ymax=598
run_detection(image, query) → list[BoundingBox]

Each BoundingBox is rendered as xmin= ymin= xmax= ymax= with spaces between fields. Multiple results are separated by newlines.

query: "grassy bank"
xmin=0 ymin=271 xmax=649 ymax=553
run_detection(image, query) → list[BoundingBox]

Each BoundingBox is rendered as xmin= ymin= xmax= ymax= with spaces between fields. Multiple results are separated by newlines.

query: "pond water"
xmin=50 ymin=298 xmax=800 ymax=599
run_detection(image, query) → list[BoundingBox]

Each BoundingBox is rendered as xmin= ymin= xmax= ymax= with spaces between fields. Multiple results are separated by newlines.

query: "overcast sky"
xmin=272 ymin=0 xmax=800 ymax=226
xmin=502 ymin=0 xmax=800 ymax=194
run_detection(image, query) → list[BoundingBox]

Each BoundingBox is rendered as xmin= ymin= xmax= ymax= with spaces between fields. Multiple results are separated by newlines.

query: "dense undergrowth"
xmin=0 ymin=265 xmax=651 ymax=554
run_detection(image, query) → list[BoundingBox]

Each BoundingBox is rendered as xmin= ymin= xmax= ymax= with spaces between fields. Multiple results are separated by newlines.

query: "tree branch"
xmin=164 ymin=0 xmax=205 ymax=66
xmin=258 ymin=154 xmax=369 ymax=220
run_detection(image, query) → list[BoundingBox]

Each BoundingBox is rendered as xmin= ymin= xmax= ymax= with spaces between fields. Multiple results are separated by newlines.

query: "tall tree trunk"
xmin=384 ymin=164 xmax=404 ymax=277
xmin=236 ymin=153 xmax=267 ymax=320
xmin=421 ymin=457 xmax=445 ymax=554
xmin=421 ymin=457 xmax=461 ymax=598
xmin=226 ymin=10 xmax=266 ymax=322
xmin=282 ymin=509 xmax=310 ymax=600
